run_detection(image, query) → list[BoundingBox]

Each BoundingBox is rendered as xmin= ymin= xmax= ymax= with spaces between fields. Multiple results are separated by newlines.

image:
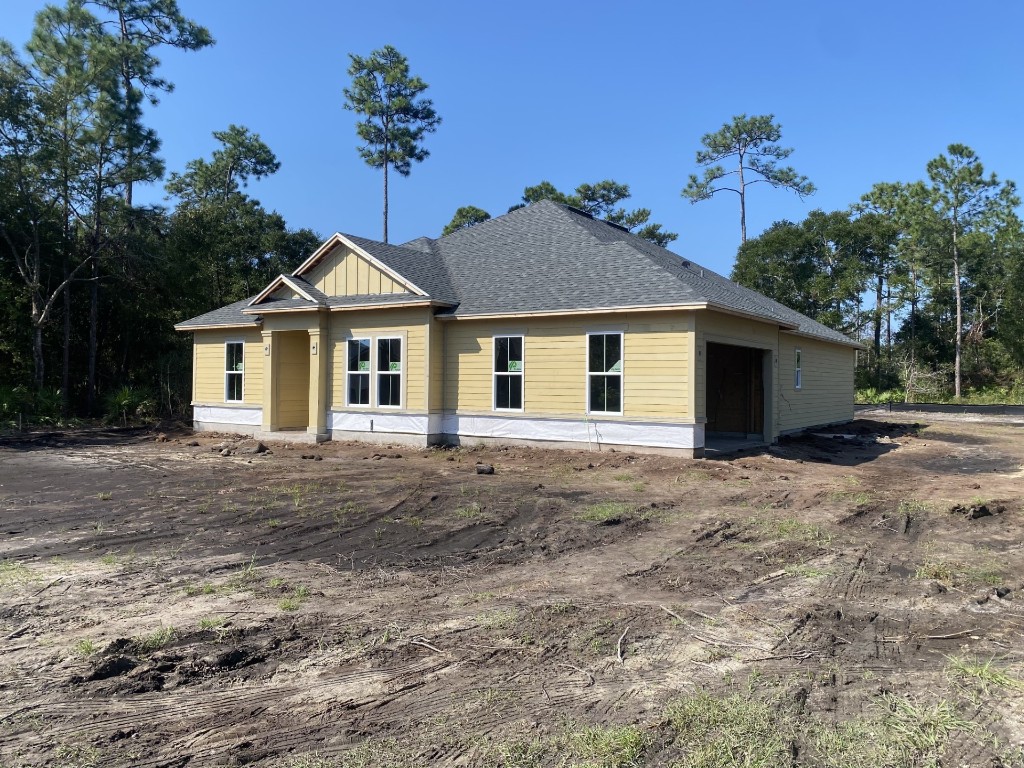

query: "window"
xmin=493 ymin=336 xmax=524 ymax=410
xmin=587 ymin=332 xmax=622 ymax=414
xmin=377 ymin=337 xmax=402 ymax=407
xmin=794 ymin=348 xmax=802 ymax=390
xmin=347 ymin=339 xmax=371 ymax=406
xmin=225 ymin=342 xmax=244 ymax=402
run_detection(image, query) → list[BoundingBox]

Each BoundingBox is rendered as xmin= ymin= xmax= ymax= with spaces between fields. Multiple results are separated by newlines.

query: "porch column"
xmin=308 ymin=321 xmax=329 ymax=436
xmin=261 ymin=331 xmax=277 ymax=432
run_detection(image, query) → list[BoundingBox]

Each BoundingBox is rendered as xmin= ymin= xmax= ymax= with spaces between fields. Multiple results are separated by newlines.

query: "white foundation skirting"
xmin=439 ymin=414 xmax=704 ymax=450
xmin=197 ymin=407 xmax=703 ymax=451
xmin=327 ymin=411 xmax=441 ymax=436
xmin=193 ymin=405 xmax=263 ymax=426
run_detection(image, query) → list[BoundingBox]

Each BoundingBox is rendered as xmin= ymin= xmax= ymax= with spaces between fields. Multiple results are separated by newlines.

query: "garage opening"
xmin=706 ymin=342 xmax=765 ymax=439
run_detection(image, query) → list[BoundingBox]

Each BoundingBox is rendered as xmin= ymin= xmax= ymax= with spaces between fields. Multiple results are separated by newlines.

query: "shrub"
xmin=103 ymin=386 xmax=155 ymax=425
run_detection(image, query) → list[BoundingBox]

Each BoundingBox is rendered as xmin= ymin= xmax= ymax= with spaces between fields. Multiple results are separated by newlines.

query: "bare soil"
xmin=1 ymin=418 xmax=1023 ymax=766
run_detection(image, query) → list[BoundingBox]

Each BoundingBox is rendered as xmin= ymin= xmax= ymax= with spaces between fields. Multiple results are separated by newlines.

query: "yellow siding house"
xmin=176 ymin=201 xmax=860 ymax=457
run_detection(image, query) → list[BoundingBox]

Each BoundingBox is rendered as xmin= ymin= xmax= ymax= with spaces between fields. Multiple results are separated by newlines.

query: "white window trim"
xmin=586 ymin=331 xmax=624 ymax=416
xmin=794 ymin=347 xmax=803 ymax=391
xmin=345 ymin=337 xmax=372 ymax=408
xmin=224 ymin=340 xmax=244 ymax=403
xmin=492 ymin=334 xmax=525 ymax=412
xmin=376 ymin=335 xmax=403 ymax=409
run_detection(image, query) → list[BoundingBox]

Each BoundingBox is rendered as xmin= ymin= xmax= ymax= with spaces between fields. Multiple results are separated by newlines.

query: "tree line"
xmin=0 ymin=1 xmax=317 ymax=423
xmin=2 ymin=16 xmax=1021 ymax=426
xmin=733 ymin=144 xmax=1023 ymax=402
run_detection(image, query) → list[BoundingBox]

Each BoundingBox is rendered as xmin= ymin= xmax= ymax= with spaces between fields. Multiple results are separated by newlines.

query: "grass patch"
xmin=946 ymin=655 xmax=1022 ymax=695
xmin=455 ymin=502 xmax=483 ymax=519
xmin=478 ymin=607 xmax=518 ymax=629
xmin=0 ymin=560 xmax=34 ymax=586
xmin=577 ymin=501 xmax=635 ymax=523
xmin=665 ymin=691 xmax=792 ymax=767
xmin=133 ymin=626 xmax=174 ymax=654
xmin=783 ymin=562 xmax=832 ymax=579
xmin=279 ymin=585 xmax=310 ymax=612
xmin=73 ymin=638 xmax=98 ymax=657
xmin=915 ymin=558 xmax=1005 ymax=587
xmin=54 ymin=742 xmax=101 ymax=767
xmin=665 ymin=688 xmax=973 ymax=768
xmin=284 ymin=740 xmax=405 ymax=768
xmin=830 ymin=490 xmax=874 ymax=505
xmin=183 ymin=582 xmax=218 ymax=597
xmin=754 ymin=516 xmax=834 ymax=547
xmin=198 ymin=615 xmax=227 ymax=631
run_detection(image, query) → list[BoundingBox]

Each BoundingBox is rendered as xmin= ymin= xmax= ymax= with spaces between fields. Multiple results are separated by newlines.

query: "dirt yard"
xmin=1 ymin=417 xmax=1023 ymax=767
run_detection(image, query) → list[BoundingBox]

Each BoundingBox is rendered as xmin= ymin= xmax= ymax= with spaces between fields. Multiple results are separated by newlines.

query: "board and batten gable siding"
xmin=442 ymin=311 xmax=692 ymax=420
xmin=192 ymin=328 xmax=264 ymax=405
xmin=328 ymin=308 xmax=430 ymax=412
xmin=777 ymin=335 xmax=856 ymax=432
xmin=305 ymin=244 xmax=410 ymax=297
xmin=694 ymin=310 xmax=781 ymax=435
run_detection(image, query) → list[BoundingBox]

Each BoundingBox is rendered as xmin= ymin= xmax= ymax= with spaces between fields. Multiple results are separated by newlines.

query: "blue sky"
xmin=4 ymin=1 xmax=1023 ymax=277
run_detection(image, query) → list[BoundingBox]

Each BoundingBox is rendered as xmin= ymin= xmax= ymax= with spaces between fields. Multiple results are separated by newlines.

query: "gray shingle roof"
xmin=178 ymin=200 xmax=859 ymax=348
xmin=175 ymin=298 xmax=261 ymax=329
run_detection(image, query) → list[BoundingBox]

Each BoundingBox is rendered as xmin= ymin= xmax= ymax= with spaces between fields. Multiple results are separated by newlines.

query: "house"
xmin=175 ymin=201 xmax=860 ymax=457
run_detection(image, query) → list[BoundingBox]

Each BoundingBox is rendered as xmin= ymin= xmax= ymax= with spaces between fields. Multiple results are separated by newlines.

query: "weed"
xmin=285 ymin=739 xmax=405 ymax=767
xmin=332 ymin=500 xmax=363 ymax=528
xmin=266 ymin=518 xmax=281 ymax=528
xmin=478 ymin=607 xmax=518 ymax=629
xmin=898 ymin=499 xmax=931 ymax=515
xmin=268 ymin=576 xmax=286 ymax=589
xmin=675 ymin=468 xmax=711 ymax=484
xmin=946 ymin=655 xmax=1022 ymax=695
xmin=544 ymin=600 xmax=577 ymax=615
xmin=134 ymin=626 xmax=174 ymax=654
xmin=198 ymin=615 xmax=227 ymax=631
xmin=612 ymin=472 xmax=634 ymax=482
xmin=54 ymin=742 xmax=101 ymax=767
xmin=279 ymin=585 xmax=310 ymax=611
xmin=0 ymin=560 xmax=34 ymax=586
xmin=99 ymin=553 xmax=119 ymax=567
xmin=96 ymin=491 xmax=112 ymax=501
xmin=564 ymin=722 xmax=650 ymax=766
xmin=455 ymin=501 xmax=483 ymax=519
xmin=407 ymin=515 xmax=423 ymax=529
xmin=228 ymin=552 xmax=260 ymax=587
xmin=664 ymin=691 xmax=792 ymax=767
xmin=577 ymin=501 xmax=635 ymax=522
xmin=184 ymin=582 xmax=217 ymax=597
xmin=755 ymin=515 xmax=834 ymax=546
xmin=630 ymin=481 xmax=647 ymax=492
xmin=74 ymin=638 xmax=98 ymax=657
xmin=784 ymin=562 xmax=832 ymax=579
xmin=915 ymin=558 xmax=1004 ymax=587
xmin=880 ymin=692 xmax=973 ymax=759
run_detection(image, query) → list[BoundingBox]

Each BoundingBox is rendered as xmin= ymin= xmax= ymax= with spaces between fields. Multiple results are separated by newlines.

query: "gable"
xmin=302 ymin=243 xmax=412 ymax=297
xmin=269 ymin=286 xmax=300 ymax=300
